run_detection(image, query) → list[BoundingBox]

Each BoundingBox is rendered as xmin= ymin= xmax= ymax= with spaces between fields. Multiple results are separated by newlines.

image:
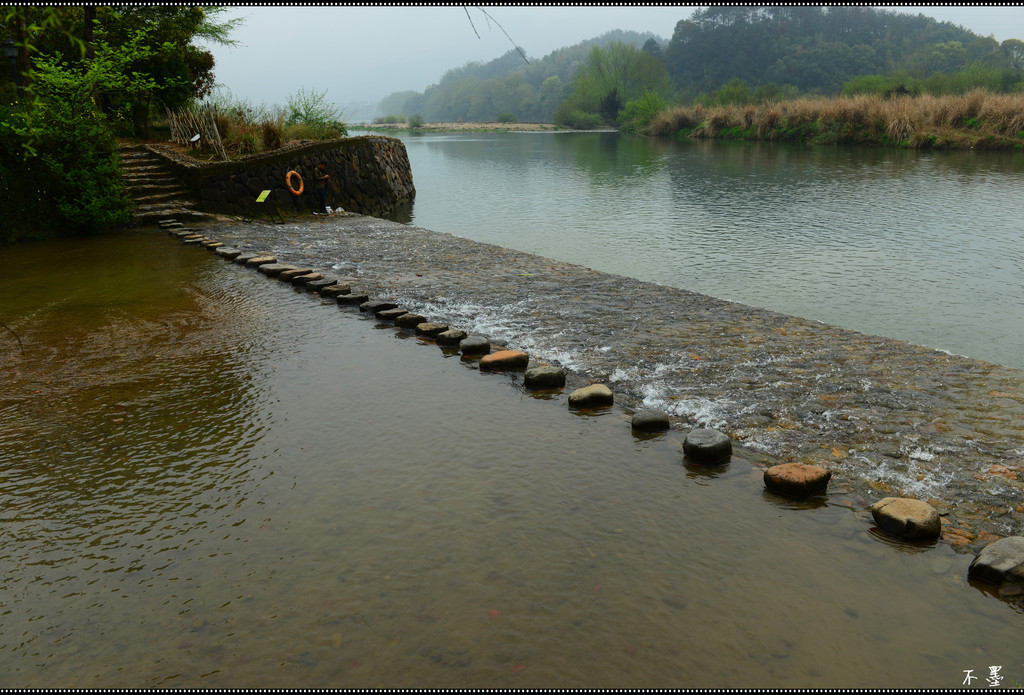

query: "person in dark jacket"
xmin=314 ymin=161 xmax=330 ymax=214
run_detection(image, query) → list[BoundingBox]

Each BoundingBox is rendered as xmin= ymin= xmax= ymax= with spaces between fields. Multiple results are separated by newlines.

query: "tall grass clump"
xmin=645 ymin=89 xmax=1024 ymax=150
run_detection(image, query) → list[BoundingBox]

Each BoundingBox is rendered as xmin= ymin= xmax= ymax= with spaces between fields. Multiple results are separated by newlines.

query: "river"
xmin=364 ymin=130 xmax=1024 ymax=371
xmin=2 ymin=230 xmax=1022 ymax=687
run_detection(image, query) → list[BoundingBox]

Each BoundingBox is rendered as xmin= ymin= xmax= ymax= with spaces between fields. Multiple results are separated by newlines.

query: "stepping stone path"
xmin=764 ymin=463 xmax=832 ymax=499
xmin=870 ymin=497 xmax=941 ymax=541
xmin=683 ymin=428 xmax=732 ymax=464
xmin=568 ymin=383 xmax=614 ymax=409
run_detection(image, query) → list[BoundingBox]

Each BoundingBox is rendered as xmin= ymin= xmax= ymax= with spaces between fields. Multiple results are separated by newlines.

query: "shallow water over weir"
xmin=1 ymin=231 xmax=1023 ymax=687
xmin=369 ymin=131 xmax=1024 ymax=372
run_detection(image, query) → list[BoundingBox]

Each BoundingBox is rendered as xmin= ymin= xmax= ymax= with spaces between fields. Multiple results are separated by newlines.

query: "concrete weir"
xmin=154 ymin=215 xmax=1024 ymax=598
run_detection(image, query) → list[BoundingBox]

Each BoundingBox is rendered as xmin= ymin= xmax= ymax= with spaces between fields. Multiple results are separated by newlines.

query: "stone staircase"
xmin=118 ymin=144 xmax=215 ymax=226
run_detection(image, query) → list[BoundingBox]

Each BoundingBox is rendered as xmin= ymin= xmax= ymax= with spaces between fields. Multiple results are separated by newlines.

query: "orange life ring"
xmin=285 ymin=170 xmax=304 ymax=196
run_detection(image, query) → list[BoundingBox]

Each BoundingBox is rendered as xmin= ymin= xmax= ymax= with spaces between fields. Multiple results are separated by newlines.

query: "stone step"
xmin=126 ymin=182 xmax=187 ymax=195
xmin=132 ymin=191 xmax=191 ymax=205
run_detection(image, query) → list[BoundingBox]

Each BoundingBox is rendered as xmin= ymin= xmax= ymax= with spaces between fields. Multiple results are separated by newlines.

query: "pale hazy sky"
xmin=199 ymin=5 xmax=1024 ymax=110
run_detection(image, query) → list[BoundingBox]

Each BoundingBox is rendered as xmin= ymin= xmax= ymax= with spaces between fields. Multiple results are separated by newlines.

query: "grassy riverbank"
xmin=647 ymin=89 xmax=1024 ymax=149
xmin=353 ymin=121 xmax=566 ymax=134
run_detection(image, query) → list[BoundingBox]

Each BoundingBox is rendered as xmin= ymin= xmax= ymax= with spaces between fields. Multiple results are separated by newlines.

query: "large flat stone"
xmin=415 ymin=322 xmax=449 ymax=337
xmin=968 ymin=536 xmax=1024 ymax=585
xmin=479 ymin=350 xmax=529 ymax=371
xmin=319 ymin=283 xmax=352 ymax=297
xmin=395 ymin=312 xmax=427 ymax=328
xmin=279 ymin=268 xmax=315 ymax=282
xmin=435 ymin=329 xmax=468 ymax=347
xmin=683 ymin=428 xmax=732 ymax=464
xmin=524 ymin=366 xmax=566 ymax=389
xmin=764 ymin=463 xmax=831 ymax=499
xmin=568 ymin=383 xmax=614 ymax=409
xmin=870 ymin=497 xmax=941 ymax=541
xmin=460 ymin=335 xmax=491 ymax=355
xmin=257 ymin=263 xmax=298 ymax=277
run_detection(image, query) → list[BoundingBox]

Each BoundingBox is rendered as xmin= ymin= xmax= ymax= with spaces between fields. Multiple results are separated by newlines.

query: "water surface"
xmin=1 ymin=231 xmax=1022 ymax=687
xmin=370 ymin=131 xmax=1024 ymax=370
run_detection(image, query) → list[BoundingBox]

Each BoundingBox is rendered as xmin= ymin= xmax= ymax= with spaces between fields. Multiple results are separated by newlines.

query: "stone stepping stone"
xmin=376 ymin=308 xmax=409 ymax=321
xmin=215 ymin=247 xmax=242 ymax=260
xmin=459 ymin=335 xmax=491 ymax=355
xmin=568 ymin=383 xmax=614 ymax=409
xmin=279 ymin=268 xmax=315 ymax=282
xmin=631 ymin=409 xmax=670 ymax=432
xmin=244 ymin=255 xmax=277 ymax=267
xmin=683 ymin=428 xmax=732 ymax=464
xmin=171 ymin=229 xmax=195 ymax=238
xmin=480 ymin=350 xmax=530 ymax=371
xmin=360 ymin=300 xmax=397 ymax=314
xmin=201 ymin=240 xmax=223 ymax=248
xmin=870 ymin=497 xmax=941 ymax=541
xmin=436 ymin=329 xmax=468 ymax=347
xmin=291 ymin=273 xmax=324 ymax=286
xmin=319 ymin=283 xmax=352 ymax=297
xmin=524 ymin=366 xmax=565 ymax=389
xmin=415 ymin=322 xmax=449 ymax=338
xmin=305 ymin=277 xmax=339 ymax=292
xmin=233 ymin=252 xmax=261 ymax=265
xmin=336 ymin=293 xmax=370 ymax=306
xmin=257 ymin=263 xmax=298 ymax=277
xmin=968 ymin=536 xmax=1024 ymax=585
xmin=395 ymin=313 xmax=427 ymax=329
xmin=763 ymin=463 xmax=831 ymax=499
xmin=182 ymin=236 xmax=205 ymax=245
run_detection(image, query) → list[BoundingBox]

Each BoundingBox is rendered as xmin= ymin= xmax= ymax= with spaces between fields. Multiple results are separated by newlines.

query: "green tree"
xmin=555 ymin=42 xmax=671 ymax=126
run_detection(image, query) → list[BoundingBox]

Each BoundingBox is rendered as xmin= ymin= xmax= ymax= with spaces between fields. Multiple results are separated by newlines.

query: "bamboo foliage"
xmin=166 ymin=103 xmax=228 ymax=160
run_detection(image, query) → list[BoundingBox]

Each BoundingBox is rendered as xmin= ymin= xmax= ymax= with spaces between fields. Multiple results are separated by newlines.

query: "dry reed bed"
xmin=647 ymin=90 xmax=1024 ymax=148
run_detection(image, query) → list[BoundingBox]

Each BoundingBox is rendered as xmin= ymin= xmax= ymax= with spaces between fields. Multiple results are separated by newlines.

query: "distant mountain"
xmin=376 ymin=30 xmax=662 ymax=122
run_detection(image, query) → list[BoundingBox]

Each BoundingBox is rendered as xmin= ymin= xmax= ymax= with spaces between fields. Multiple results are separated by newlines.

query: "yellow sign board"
xmin=256 ymin=190 xmax=271 ymax=203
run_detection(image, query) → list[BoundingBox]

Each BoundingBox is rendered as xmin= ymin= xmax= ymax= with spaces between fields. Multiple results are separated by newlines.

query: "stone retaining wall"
xmin=146 ymin=136 xmax=415 ymax=218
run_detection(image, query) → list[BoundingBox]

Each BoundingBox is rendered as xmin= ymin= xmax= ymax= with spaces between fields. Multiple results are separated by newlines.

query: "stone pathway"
xmin=118 ymin=144 xmax=215 ymax=226
xmin=148 ymin=214 xmax=1024 ymax=553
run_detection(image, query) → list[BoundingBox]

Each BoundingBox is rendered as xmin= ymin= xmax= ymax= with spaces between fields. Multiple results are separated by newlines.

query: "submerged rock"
xmin=631 ymin=409 xmax=670 ymax=432
xmin=764 ymin=463 xmax=832 ymax=499
xmin=524 ymin=366 xmax=566 ymax=389
xmin=683 ymin=428 xmax=732 ymax=464
xmin=968 ymin=536 xmax=1024 ymax=585
xmin=480 ymin=350 xmax=529 ymax=371
xmin=568 ymin=383 xmax=614 ymax=409
xmin=870 ymin=497 xmax=941 ymax=541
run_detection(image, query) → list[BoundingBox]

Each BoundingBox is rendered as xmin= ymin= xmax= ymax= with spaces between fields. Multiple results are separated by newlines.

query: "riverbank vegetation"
xmin=378 ymin=6 xmax=1023 ymax=145
xmin=1 ymin=6 xmax=241 ymax=241
xmin=647 ymin=90 xmax=1024 ymax=149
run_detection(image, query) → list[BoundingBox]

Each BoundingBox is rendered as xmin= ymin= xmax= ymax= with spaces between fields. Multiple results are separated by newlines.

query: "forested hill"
xmin=376 ymin=29 xmax=658 ymax=122
xmin=665 ymin=6 xmax=1017 ymax=94
xmin=375 ymin=7 xmax=1023 ymax=124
